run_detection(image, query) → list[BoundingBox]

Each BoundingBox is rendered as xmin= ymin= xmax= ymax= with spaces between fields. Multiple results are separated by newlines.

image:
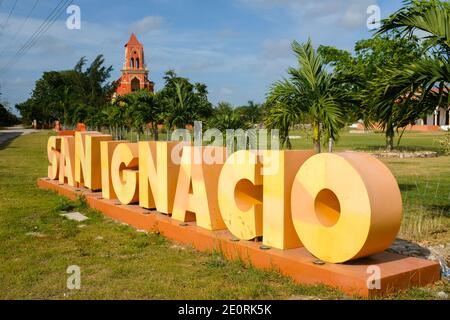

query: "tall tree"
xmin=159 ymin=70 xmax=213 ymax=129
xmin=319 ymin=30 xmax=425 ymax=150
xmin=371 ymin=0 xmax=450 ymax=149
xmin=208 ymin=102 xmax=249 ymax=131
xmin=265 ymin=40 xmax=345 ymax=152
xmin=235 ymin=101 xmax=264 ymax=125
xmin=114 ymin=90 xmax=162 ymax=141
xmin=0 ymin=102 xmax=19 ymax=127
xmin=16 ymin=55 xmax=114 ymax=127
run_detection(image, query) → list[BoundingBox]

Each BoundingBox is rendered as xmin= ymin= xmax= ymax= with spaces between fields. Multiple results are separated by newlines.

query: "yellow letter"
xmin=111 ymin=143 xmax=139 ymax=204
xmin=47 ymin=136 xmax=61 ymax=180
xmin=100 ymin=140 xmax=127 ymax=200
xmin=291 ymin=152 xmax=402 ymax=263
xmin=172 ymin=146 xmax=227 ymax=230
xmin=262 ymin=150 xmax=314 ymax=249
xmin=75 ymin=131 xmax=112 ymax=190
xmin=217 ymin=150 xmax=263 ymax=240
xmin=58 ymin=136 xmax=75 ymax=186
xmin=138 ymin=141 xmax=187 ymax=214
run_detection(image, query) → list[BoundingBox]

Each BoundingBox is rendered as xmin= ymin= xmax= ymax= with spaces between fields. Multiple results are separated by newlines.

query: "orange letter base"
xmin=37 ymin=178 xmax=440 ymax=298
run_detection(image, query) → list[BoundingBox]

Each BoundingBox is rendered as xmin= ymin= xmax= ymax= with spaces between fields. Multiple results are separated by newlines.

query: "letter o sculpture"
xmin=291 ymin=152 xmax=402 ymax=263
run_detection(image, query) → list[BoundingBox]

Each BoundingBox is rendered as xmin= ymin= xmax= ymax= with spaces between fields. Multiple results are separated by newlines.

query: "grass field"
xmin=0 ymin=130 xmax=448 ymax=299
xmin=289 ymin=130 xmax=447 ymax=152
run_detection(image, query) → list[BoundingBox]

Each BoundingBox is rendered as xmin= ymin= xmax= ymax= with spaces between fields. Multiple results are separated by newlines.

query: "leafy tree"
xmin=379 ymin=0 xmax=449 ymax=53
xmin=318 ymin=30 xmax=425 ymax=150
xmin=0 ymin=102 xmax=19 ymax=127
xmin=265 ymin=40 xmax=345 ymax=152
xmin=214 ymin=101 xmax=233 ymax=114
xmin=16 ymin=55 xmax=114 ymax=127
xmin=235 ymin=100 xmax=264 ymax=125
xmin=102 ymin=102 xmax=125 ymax=139
xmin=113 ymin=90 xmax=162 ymax=141
xmin=371 ymin=0 xmax=450 ymax=149
xmin=207 ymin=102 xmax=249 ymax=131
xmin=159 ymin=70 xmax=213 ymax=129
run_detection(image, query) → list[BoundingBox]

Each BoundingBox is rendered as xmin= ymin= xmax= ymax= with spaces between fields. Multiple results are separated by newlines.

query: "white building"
xmin=416 ymin=106 xmax=450 ymax=131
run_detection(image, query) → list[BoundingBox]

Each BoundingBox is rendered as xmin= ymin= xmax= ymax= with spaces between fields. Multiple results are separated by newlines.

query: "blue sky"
xmin=0 ymin=0 xmax=404 ymax=110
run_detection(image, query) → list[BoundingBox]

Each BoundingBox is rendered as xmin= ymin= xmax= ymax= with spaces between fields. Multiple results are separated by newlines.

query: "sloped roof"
xmin=125 ymin=33 xmax=142 ymax=47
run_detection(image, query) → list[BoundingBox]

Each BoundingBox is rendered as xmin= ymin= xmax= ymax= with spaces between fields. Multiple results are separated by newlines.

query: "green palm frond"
xmin=371 ymin=56 xmax=449 ymax=127
xmin=265 ymin=39 xmax=346 ymax=151
xmin=372 ymin=1 xmax=450 ymax=135
xmin=378 ymin=0 xmax=450 ymax=50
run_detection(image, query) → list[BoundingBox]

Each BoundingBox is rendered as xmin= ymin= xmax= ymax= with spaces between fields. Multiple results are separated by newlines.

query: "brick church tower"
xmin=115 ymin=33 xmax=154 ymax=96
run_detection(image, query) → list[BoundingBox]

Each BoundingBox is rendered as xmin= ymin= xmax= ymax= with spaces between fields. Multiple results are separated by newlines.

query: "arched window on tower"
xmin=131 ymin=77 xmax=140 ymax=92
xmin=130 ymin=58 xmax=134 ymax=68
xmin=136 ymin=58 xmax=140 ymax=69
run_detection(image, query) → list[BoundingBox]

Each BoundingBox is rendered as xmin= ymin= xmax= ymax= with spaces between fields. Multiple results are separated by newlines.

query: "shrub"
xmin=436 ymin=132 xmax=450 ymax=155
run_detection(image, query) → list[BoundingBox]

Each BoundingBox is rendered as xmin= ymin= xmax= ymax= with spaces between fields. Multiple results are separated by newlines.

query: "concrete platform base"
xmin=37 ymin=178 xmax=441 ymax=298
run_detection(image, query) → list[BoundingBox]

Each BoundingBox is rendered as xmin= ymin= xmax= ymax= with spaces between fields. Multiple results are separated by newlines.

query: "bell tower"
xmin=115 ymin=33 xmax=154 ymax=96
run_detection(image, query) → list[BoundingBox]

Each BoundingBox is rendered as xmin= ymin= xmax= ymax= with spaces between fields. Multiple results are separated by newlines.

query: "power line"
xmin=0 ymin=0 xmax=72 ymax=74
xmin=14 ymin=0 xmax=69 ymax=54
xmin=0 ymin=0 xmax=40 ymax=58
xmin=0 ymin=0 xmax=18 ymax=36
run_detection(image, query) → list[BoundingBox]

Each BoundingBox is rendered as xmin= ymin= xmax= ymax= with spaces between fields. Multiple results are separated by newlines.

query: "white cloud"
xmin=0 ymin=0 xmax=385 ymax=108
xmin=130 ymin=16 xmax=164 ymax=35
xmin=219 ymin=87 xmax=233 ymax=95
xmin=262 ymin=38 xmax=292 ymax=59
xmin=238 ymin=0 xmax=377 ymax=29
xmin=217 ymin=27 xmax=240 ymax=38
xmin=0 ymin=12 xmax=129 ymax=105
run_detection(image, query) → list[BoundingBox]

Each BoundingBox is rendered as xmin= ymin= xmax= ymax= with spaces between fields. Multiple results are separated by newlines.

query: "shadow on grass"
xmin=399 ymin=183 xmax=418 ymax=192
xmin=424 ymin=204 xmax=450 ymax=217
xmin=0 ymin=132 xmax=22 ymax=151
xmin=344 ymin=239 xmax=433 ymax=265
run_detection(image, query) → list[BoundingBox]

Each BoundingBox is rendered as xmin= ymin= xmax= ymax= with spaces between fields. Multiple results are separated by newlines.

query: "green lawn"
xmin=0 ymin=131 xmax=448 ymax=299
xmin=289 ymin=130 xmax=446 ymax=152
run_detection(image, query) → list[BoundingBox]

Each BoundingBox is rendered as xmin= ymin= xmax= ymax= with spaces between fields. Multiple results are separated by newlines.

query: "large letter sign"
xmin=100 ymin=140 xmax=126 ymax=200
xmin=58 ymin=136 xmax=76 ymax=186
xmin=75 ymin=132 xmax=112 ymax=190
xmin=262 ymin=150 xmax=315 ymax=249
xmin=291 ymin=152 xmax=402 ymax=263
xmin=172 ymin=146 xmax=227 ymax=230
xmin=111 ymin=143 xmax=139 ymax=204
xmin=138 ymin=141 xmax=185 ymax=214
xmin=46 ymin=132 xmax=403 ymax=264
xmin=218 ymin=150 xmax=263 ymax=240
xmin=47 ymin=136 xmax=61 ymax=180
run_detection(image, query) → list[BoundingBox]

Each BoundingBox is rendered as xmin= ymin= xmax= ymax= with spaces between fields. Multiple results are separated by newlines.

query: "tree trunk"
xmin=313 ymin=122 xmax=321 ymax=153
xmin=283 ymin=126 xmax=291 ymax=150
xmin=386 ymin=126 xmax=394 ymax=151
xmin=328 ymin=138 xmax=334 ymax=153
xmin=153 ymin=127 xmax=159 ymax=141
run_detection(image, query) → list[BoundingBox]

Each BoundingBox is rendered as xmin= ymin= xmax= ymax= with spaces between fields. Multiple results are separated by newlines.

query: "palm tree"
xmin=107 ymin=97 xmax=127 ymax=139
xmin=208 ymin=108 xmax=249 ymax=131
xmin=164 ymin=81 xmax=195 ymax=130
xmin=235 ymin=100 xmax=263 ymax=125
xmin=131 ymin=90 xmax=162 ymax=141
xmin=378 ymin=0 xmax=450 ymax=51
xmin=373 ymin=0 xmax=450 ymax=142
xmin=102 ymin=104 xmax=120 ymax=139
xmin=265 ymin=39 xmax=344 ymax=152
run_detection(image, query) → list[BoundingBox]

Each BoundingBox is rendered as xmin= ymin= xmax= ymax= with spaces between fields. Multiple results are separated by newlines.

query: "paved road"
xmin=0 ymin=126 xmax=38 ymax=146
